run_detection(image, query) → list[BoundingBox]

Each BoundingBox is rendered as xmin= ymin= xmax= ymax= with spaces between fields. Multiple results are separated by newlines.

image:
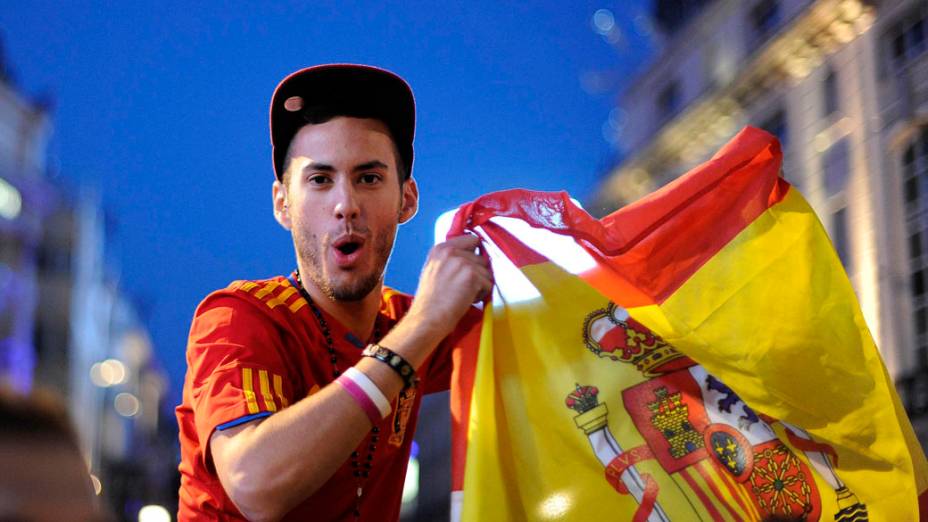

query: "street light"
xmin=138 ymin=505 xmax=170 ymax=522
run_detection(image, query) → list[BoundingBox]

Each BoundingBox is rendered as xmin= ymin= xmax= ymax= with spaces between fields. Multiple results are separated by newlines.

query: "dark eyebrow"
xmin=302 ymin=162 xmax=335 ymax=173
xmin=353 ymin=160 xmax=389 ymax=173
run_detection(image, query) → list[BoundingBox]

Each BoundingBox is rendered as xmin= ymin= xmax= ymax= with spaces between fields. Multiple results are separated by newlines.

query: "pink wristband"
xmin=336 ymin=375 xmax=382 ymax=426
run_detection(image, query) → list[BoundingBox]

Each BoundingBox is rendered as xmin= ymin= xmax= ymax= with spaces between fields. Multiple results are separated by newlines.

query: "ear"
xmin=398 ymin=178 xmax=419 ymax=224
xmin=272 ymin=179 xmax=292 ymax=230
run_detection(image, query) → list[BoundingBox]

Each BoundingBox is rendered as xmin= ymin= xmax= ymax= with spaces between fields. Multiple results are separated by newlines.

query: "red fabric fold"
xmin=447 ymin=126 xmax=789 ymax=304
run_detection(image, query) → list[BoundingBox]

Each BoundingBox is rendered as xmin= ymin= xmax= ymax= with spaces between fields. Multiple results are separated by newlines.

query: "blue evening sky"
xmin=1 ymin=2 xmax=656 ymax=399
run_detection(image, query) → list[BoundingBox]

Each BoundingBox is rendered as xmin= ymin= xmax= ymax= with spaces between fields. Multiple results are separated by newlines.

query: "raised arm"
xmin=209 ymin=234 xmax=492 ymax=521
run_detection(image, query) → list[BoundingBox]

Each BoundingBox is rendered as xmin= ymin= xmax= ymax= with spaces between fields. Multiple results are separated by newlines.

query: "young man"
xmin=176 ymin=64 xmax=491 ymax=521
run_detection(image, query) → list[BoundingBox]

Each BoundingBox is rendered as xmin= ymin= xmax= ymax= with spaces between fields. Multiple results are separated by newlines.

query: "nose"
xmin=332 ymin=178 xmax=360 ymax=222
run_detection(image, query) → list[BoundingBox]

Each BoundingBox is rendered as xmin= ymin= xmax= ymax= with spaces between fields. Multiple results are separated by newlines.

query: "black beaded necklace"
xmin=293 ymin=269 xmax=381 ymax=520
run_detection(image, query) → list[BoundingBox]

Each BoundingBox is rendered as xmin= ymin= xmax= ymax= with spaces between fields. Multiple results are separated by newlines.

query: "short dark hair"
xmin=281 ymin=104 xmax=409 ymax=186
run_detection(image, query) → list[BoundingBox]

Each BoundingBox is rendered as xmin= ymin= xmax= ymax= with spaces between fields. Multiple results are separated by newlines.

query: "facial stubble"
xmin=294 ymin=225 xmax=396 ymax=302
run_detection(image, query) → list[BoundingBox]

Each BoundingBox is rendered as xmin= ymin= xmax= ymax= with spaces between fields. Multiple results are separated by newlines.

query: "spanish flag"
xmin=448 ymin=127 xmax=928 ymax=521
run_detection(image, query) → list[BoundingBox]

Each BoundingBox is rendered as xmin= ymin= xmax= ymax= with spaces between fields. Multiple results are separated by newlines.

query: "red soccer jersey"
xmin=176 ymin=275 xmax=479 ymax=521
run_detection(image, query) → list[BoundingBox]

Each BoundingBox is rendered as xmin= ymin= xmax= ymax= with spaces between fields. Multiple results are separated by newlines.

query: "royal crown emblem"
xmin=565 ymin=383 xmax=611 ymax=434
xmin=565 ymin=383 xmax=600 ymax=414
xmin=583 ymin=302 xmax=689 ymax=377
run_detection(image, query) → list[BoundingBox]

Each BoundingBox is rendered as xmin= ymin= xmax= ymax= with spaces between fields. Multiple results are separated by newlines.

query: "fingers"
xmin=416 ymin=233 xmax=495 ymax=316
xmin=448 ymin=235 xmax=492 ymax=283
xmin=435 ymin=234 xmax=490 ymax=267
xmin=457 ymin=249 xmax=490 ymax=269
xmin=473 ymin=272 xmax=494 ymax=303
xmin=443 ymin=233 xmax=481 ymax=251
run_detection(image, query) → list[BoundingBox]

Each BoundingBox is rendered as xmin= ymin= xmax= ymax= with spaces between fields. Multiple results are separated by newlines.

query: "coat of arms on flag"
xmin=446 ymin=127 xmax=928 ymax=521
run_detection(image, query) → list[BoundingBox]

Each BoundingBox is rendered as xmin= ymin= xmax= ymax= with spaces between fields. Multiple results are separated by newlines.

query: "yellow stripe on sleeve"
xmin=273 ymin=374 xmax=289 ymax=408
xmin=265 ymin=287 xmax=297 ymax=310
xmin=288 ymin=297 xmax=307 ymax=313
xmin=240 ymin=281 xmax=258 ymax=292
xmin=253 ymin=281 xmax=280 ymax=300
xmin=258 ymin=370 xmax=277 ymax=412
xmin=241 ymin=368 xmax=260 ymax=414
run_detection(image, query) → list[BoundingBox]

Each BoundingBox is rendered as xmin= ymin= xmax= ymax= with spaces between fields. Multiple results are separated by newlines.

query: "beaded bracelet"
xmin=362 ymin=343 xmax=418 ymax=389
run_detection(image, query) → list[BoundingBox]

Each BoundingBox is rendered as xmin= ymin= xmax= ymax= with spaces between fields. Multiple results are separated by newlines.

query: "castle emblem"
xmin=648 ymin=386 xmax=703 ymax=459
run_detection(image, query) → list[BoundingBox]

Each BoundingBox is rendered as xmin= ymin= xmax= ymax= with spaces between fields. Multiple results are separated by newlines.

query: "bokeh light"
xmin=114 ymin=392 xmax=140 ymax=417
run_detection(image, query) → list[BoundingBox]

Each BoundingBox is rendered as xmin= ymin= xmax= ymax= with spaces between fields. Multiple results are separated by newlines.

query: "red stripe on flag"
xmin=694 ymin=460 xmax=743 ymax=521
xmin=679 ymin=467 xmax=726 ymax=521
xmin=714 ymin=464 xmax=757 ymax=520
xmin=447 ymin=126 xmax=789 ymax=305
xmin=449 ymin=310 xmax=484 ymax=492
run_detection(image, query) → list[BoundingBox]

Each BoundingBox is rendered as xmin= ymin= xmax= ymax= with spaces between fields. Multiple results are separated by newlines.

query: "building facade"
xmin=0 ymin=44 xmax=177 ymax=516
xmin=594 ymin=0 xmax=928 ymax=440
xmin=0 ymin=50 xmax=54 ymax=393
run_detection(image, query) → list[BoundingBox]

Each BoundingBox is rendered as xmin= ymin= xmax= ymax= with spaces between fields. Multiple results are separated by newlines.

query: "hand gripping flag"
xmin=447 ymin=127 xmax=928 ymax=521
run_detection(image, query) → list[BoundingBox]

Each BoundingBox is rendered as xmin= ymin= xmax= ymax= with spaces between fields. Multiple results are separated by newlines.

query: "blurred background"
xmin=1 ymin=0 xmax=926 ymax=520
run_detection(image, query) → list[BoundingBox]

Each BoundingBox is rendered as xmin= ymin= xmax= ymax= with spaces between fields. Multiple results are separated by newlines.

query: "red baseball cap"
xmin=269 ymin=64 xmax=416 ymax=181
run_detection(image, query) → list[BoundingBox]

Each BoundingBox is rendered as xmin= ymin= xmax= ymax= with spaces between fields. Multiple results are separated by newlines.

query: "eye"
xmin=307 ymin=174 xmax=332 ymax=185
xmin=360 ymin=173 xmax=382 ymax=185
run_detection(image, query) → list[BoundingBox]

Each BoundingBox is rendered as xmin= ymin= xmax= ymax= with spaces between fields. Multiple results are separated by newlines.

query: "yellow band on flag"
xmin=447 ymin=127 xmax=928 ymax=522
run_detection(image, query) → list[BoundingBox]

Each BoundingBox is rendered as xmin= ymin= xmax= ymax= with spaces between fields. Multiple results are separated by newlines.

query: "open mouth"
xmin=332 ymin=235 xmax=365 ymax=264
xmin=336 ymin=241 xmax=361 ymax=255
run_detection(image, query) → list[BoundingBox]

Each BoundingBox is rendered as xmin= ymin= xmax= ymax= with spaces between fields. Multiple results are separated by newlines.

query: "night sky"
xmin=1 ymin=1 xmax=656 ymax=401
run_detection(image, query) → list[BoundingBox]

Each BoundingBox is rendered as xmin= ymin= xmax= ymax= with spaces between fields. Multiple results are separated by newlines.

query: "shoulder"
xmin=195 ymin=276 xmax=307 ymax=320
xmin=187 ymin=276 xmax=308 ymax=352
xmin=381 ymin=286 xmax=413 ymax=319
xmin=186 ymin=276 xmax=308 ymax=375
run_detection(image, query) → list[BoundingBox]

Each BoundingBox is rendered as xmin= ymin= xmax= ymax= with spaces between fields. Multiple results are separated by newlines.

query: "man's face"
xmin=274 ymin=117 xmax=417 ymax=302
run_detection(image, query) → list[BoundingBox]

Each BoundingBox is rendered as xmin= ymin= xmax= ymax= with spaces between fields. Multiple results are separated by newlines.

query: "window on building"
xmin=886 ymin=6 xmax=928 ymax=70
xmin=654 ymin=0 xmax=712 ymax=34
xmin=823 ymin=139 xmax=852 ymax=271
xmin=749 ymin=0 xmax=781 ymax=49
xmin=831 ymin=207 xmax=852 ymax=272
xmin=657 ymin=81 xmax=681 ymax=120
xmin=823 ymin=66 xmax=839 ymax=117
xmin=823 ymin=138 xmax=851 ymax=197
xmin=704 ymin=43 xmax=720 ymax=89
xmin=910 ymin=231 xmax=922 ymax=263
xmin=759 ymin=109 xmax=788 ymax=149
xmin=902 ymin=126 xmax=928 ymax=365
